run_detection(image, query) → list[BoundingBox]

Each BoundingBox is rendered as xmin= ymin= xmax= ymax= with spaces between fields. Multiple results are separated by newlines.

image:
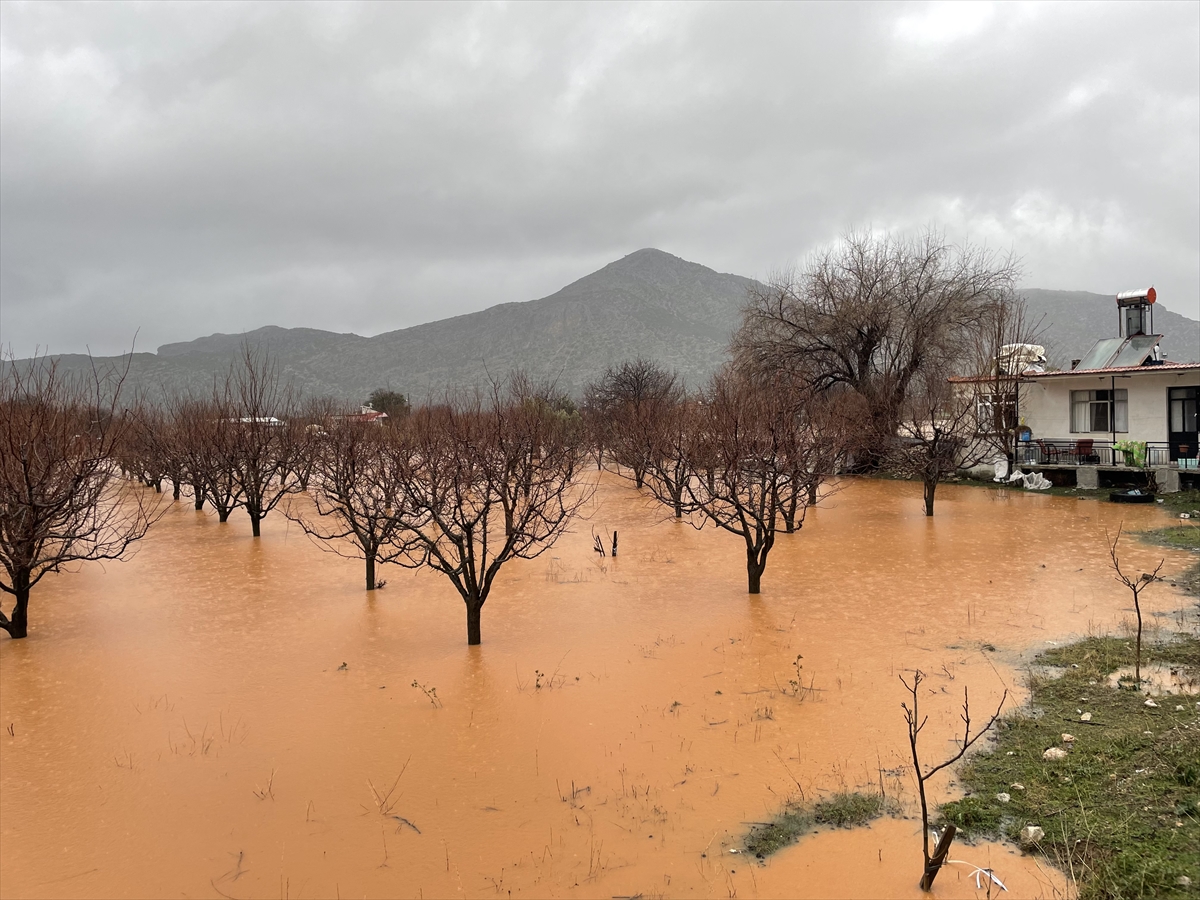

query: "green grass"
xmin=743 ymin=791 xmax=887 ymax=859
xmin=940 ymin=635 xmax=1200 ymax=900
xmin=813 ymin=791 xmax=886 ymax=828
xmin=1158 ymin=490 xmax=1200 ymax=517
xmin=1136 ymin=526 xmax=1200 ymax=553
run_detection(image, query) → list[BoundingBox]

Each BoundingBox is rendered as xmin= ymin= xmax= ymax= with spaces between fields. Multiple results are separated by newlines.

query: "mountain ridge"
xmin=14 ymin=249 xmax=1199 ymax=404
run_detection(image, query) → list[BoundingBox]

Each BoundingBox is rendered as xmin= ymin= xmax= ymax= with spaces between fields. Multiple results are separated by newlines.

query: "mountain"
xmin=20 ymin=250 xmax=757 ymax=403
xmin=1019 ymin=289 xmax=1199 ymax=367
xmin=10 ymin=251 xmax=1197 ymax=405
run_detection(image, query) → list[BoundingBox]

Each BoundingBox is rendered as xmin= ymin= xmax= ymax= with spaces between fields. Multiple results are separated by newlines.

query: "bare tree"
xmin=176 ymin=396 xmax=245 ymax=521
xmin=222 ymin=346 xmax=302 ymax=537
xmin=733 ymin=229 xmax=1020 ymax=469
xmin=583 ymin=359 xmax=681 ymax=488
xmin=682 ymin=370 xmax=847 ymax=593
xmin=642 ymin=396 xmax=696 ymax=519
xmin=287 ymin=421 xmax=418 ymax=591
xmin=1106 ymin=526 xmax=1164 ymax=685
xmin=393 ymin=382 xmax=591 ymax=645
xmin=892 ymin=365 xmax=982 ymax=517
xmin=900 ymin=671 xmax=1007 ymax=890
xmin=892 ymin=293 xmax=1044 ymax=515
xmin=0 ymin=355 xmax=162 ymax=639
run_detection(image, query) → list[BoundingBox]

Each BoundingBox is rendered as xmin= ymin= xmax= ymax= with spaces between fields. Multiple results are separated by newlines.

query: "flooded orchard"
xmin=1 ymin=476 xmax=1193 ymax=899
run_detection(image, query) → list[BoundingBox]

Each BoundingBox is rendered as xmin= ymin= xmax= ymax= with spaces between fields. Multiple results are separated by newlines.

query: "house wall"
xmin=1018 ymin=369 xmax=1200 ymax=442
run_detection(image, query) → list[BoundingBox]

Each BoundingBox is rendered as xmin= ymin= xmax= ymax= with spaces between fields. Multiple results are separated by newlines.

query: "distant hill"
xmin=1020 ymin=289 xmax=1199 ymax=366
xmin=11 ymin=251 xmax=1197 ymax=404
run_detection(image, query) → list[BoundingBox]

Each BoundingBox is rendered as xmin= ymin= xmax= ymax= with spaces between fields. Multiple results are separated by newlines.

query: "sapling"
xmin=1105 ymin=526 xmax=1164 ymax=685
xmin=900 ymin=670 xmax=1007 ymax=891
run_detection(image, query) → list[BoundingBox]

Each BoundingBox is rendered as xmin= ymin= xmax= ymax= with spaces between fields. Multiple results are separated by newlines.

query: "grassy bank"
xmin=742 ymin=792 xmax=890 ymax=860
xmin=940 ymin=635 xmax=1200 ymax=899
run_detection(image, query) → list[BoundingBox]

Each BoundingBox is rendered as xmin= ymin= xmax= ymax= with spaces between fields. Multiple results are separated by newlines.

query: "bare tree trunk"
xmin=923 ymin=478 xmax=937 ymax=517
xmin=783 ymin=489 xmax=798 ymax=533
xmin=366 ymin=552 xmax=376 ymax=591
xmin=747 ymin=549 xmax=765 ymax=594
xmin=2 ymin=570 xmax=31 ymax=638
xmin=192 ymin=484 xmax=205 ymax=510
xmin=249 ymin=511 xmax=262 ymax=538
xmin=466 ymin=599 xmax=483 ymax=646
xmin=171 ymin=477 xmax=182 ymax=501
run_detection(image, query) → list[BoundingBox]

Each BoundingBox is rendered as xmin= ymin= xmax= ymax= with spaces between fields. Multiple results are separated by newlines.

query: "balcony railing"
xmin=1016 ymin=439 xmax=1197 ymax=468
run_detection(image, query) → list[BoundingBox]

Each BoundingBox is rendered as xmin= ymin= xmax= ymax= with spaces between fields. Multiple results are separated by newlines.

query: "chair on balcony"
xmin=1035 ymin=440 xmax=1060 ymax=463
xmin=1074 ymin=439 xmax=1099 ymax=464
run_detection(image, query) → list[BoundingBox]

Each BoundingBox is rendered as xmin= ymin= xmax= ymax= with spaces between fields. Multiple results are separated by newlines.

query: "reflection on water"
xmin=1 ymin=476 xmax=1191 ymax=898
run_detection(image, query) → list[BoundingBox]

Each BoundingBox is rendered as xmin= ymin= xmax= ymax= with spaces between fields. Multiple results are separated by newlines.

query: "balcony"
xmin=1016 ymin=439 xmax=1199 ymax=468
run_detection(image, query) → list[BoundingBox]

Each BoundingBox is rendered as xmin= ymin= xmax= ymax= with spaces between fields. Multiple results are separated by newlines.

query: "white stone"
xmin=1145 ymin=699 xmax=1158 ymax=708
xmin=1080 ymin=712 xmax=1092 ymax=721
xmin=1043 ymin=747 xmax=1069 ymax=761
xmin=1061 ymin=733 xmax=1075 ymax=743
xmin=996 ymin=792 xmax=1011 ymax=803
xmin=1011 ymin=783 xmax=1025 ymax=791
xmin=1177 ymin=876 xmax=1191 ymax=887
xmin=1020 ymin=825 xmax=1045 ymax=845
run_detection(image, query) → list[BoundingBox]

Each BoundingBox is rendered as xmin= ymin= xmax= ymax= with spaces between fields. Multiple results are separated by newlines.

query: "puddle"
xmin=1 ymin=475 xmax=1190 ymax=898
xmin=1108 ymin=662 xmax=1200 ymax=696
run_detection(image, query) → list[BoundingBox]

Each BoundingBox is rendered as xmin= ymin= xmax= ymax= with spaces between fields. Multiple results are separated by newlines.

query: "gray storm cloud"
xmin=1 ymin=1 xmax=1197 ymax=357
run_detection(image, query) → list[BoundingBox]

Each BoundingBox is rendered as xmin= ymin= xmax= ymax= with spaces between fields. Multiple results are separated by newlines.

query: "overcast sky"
xmin=2 ymin=1 xmax=1197 ymax=358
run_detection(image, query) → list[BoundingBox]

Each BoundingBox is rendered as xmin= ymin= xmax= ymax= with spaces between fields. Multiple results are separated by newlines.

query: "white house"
xmin=1009 ymin=288 xmax=1199 ymax=489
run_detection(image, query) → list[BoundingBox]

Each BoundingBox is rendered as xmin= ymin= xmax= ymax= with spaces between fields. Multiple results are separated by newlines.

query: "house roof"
xmin=949 ymin=361 xmax=1200 ymax=384
xmin=1021 ymin=361 xmax=1200 ymax=379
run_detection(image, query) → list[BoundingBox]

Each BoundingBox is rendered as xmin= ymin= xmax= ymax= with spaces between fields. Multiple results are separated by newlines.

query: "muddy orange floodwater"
xmin=2 ymin=475 xmax=1195 ymax=899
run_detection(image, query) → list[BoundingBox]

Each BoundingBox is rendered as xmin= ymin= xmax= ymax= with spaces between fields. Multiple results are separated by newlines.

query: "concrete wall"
xmin=1018 ymin=369 xmax=1200 ymax=442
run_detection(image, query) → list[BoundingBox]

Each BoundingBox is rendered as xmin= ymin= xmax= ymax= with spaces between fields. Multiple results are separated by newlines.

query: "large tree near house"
xmin=0 ymin=355 xmax=161 ymax=639
xmin=732 ymin=229 xmax=1020 ymax=469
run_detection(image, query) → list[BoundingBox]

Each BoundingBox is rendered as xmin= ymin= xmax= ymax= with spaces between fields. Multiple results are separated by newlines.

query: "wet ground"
xmin=1 ymin=475 xmax=1194 ymax=899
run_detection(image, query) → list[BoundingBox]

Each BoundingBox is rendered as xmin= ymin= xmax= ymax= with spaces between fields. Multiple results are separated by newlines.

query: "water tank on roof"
xmin=1116 ymin=287 xmax=1155 ymax=337
xmin=1116 ymin=287 xmax=1156 ymax=306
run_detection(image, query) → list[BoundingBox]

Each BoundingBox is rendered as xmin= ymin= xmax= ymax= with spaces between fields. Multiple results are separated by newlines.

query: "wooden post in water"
xmin=611 ymin=531 xmax=618 ymax=557
xmin=920 ymin=825 xmax=956 ymax=890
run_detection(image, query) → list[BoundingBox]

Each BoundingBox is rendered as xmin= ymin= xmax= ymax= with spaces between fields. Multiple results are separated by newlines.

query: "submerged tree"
xmin=583 ymin=359 xmax=682 ymax=488
xmin=222 ymin=347 xmax=301 ymax=537
xmin=683 ymin=369 xmax=849 ymax=594
xmin=891 ymin=293 xmax=1044 ymax=516
xmin=394 ymin=381 xmax=591 ymax=645
xmin=287 ymin=420 xmax=419 ymax=591
xmin=0 ymin=355 xmax=162 ymax=639
xmin=900 ymin=670 xmax=1007 ymax=890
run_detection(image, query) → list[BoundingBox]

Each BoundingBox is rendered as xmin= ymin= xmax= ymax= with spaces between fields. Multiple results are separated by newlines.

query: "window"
xmin=1070 ymin=389 xmax=1127 ymax=433
xmin=975 ymin=392 xmax=1016 ymax=435
xmin=1170 ymin=387 xmax=1198 ymax=433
